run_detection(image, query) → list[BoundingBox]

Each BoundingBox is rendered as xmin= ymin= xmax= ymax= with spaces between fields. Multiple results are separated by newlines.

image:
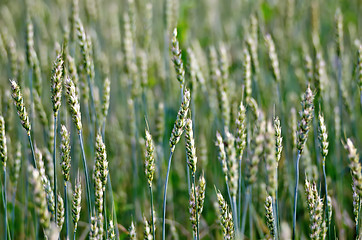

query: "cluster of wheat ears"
xmin=0 ymin=0 xmax=361 ymax=239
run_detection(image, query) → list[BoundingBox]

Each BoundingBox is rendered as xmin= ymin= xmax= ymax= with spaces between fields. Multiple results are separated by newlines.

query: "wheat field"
xmin=0 ymin=0 xmax=361 ymax=239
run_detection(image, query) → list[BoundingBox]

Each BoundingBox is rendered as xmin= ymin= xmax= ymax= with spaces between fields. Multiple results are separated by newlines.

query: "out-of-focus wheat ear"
xmin=265 ymin=34 xmax=281 ymax=83
xmin=28 ymin=165 xmax=51 ymax=234
xmin=72 ymin=173 xmax=82 ymax=235
xmin=42 ymin=176 xmax=55 ymax=220
xmin=357 ymin=44 xmax=362 ymax=106
xmin=56 ymin=194 xmax=64 ymax=231
xmin=327 ymin=195 xmax=332 ymax=224
xmin=155 ymin=102 xmax=165 ymax=144
xmin=303 ymin=51 xmax=314 ymax=85
xmin=220 ymin=89 xmax=230 ymax=129
xmin=246 ymin=15 xmax=259 ymax=74
xmin=304 ymin=179 xmax=324 ymax=240
xmin=185 ymin=118 xmax=197 ymax=175
xmin=67 ymin=56 xmax=79 ymax=95
xmin=129 ymin=221 xmax=137 ymax=240
xmin=169 ymin=88 xmax=190 ymax=152
xmin=9 ymin=79 xmax=31 ymax=135
xmin=0 ymin=116 xmax=7 ymax=169
xmin=215 ymin=188 xmax=235 ymax=239
xmin=219 ymin=43 xmax=230 ymax=85
xmin=242 ymin=48 xmax=252 ymax=104
xmin=95 ymin=134 xmax=108 ymax=190
xmin=247 ymin=119 xmax=265 ymax=186
xmin=0 ymin=115 xmax=7 ymax=240
xmin=70 ymin=0 xmax=79 ymax=42
xmin=197 ymin=173 xmax=206 ymax=217
xmin=65 ymin=77 xmax=82 ymax=132
xmin=25 ymin=15 xmax=34 ymax=67
xmin=265 ymin=120 xmax=277 ymax=198
xmin=274 ymin=116 xmax=283 ymax=164
xmin=101 ymin=77 xmax=110 ymax=126
xmin=51 ymin=54 xmax=63 ymax=118
xmin=33 ymin=90 xmax=48 ymax=128
xmin=144 ymin=216 xmax=153 ymax=240
xmin=315 ymin=51 xmax=326 ymax=98
xmin=171 ymin=28 xmax=185 ymax=88
xmin=265 ymin=196 xmax=276 ymax=238
xmin=344 ymin=139 xmax=362 ymax=195
xmin=90 ymin=216 xmax=99 ymax=240
xmin=108 ymin=220 xmax=116 ymax=240
xmin=145 ymin=129 xmax=156 ymax=186
xmin=335 ymin=8 xmax=343 ymax=58
xmin=297 ymin=85 xmax=314 ymax=153
xmin=60 ymin=125 xmax=71 ymax=182
xmin=352 ymin=183 xmax=359 ymax=226
xmin=10 ymin=141 xmax=21 ymax=187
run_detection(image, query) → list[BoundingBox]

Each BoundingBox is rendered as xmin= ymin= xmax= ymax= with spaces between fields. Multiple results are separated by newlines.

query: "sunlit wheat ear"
xmin=171 ymin=28 xmax=185 ymax=87
xmin=145 ymin=129 xmax=156 ymax=186
xmin=216 ymin=131 xmax=228 ymax=182
xmin=95 ymin=134 xmax=108 ymax=190
xmin=56 ymin=194 xmax=64 ymax=231
xmin=51 ymin=54 xmax=63 ymax=118
xmin=297 ymin=85 xmax=314 ymax=153
xmin=353 ymin=183 xmax=359 ymax=225
xmin=265 ymin=34 xmax=281 ymax=83
xmin=304 ymin=179 xmax=325 ymax=240
xmin=89 ymin=216 xmax=99 ymax=240
xmin=344 ymin=139 xmax=362 ymax=195
xmin=60 ymin=125 xmax=71 ymax=182
xmin=225 ymin=128 xmax=238 ymax=198
xmin=108 ymin=220 xmax=116 ymax=240
xmin=235 ymin=101 xmax=246 ymax=159
xmin=190 ymin=174 xmax=206 ymax=235
xmin=185 ymin=118 xmax=197 ymax=175
xmin=143 ymin=216 xmax=153 ymax=240
xmin=215 ymin=188 xmax=234 ymax=239
xmin=318 ymin=114 xmax=328 ymax=158
xmin=169 ymin=89 xmax=190 ymax=152
xmin=265 ymin=196 xmax=276 ymax=238
xmin=72 ymin=174 xmax=82 ymax=232
xmin=129 ymin=221 xmax=137 ymax=240
xmin=65 ymin=77 xmax=82 ymax=132
xmin=9 ymin=79 xmax=31 ymax=135
xmin=0 ymin=116 xmax=7 ymax=169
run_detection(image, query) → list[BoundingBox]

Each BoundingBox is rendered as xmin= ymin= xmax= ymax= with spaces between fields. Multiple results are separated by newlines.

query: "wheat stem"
xmin=241 ymin=185 xmax=251 ymax=239
xmin=53 ymin=116 xmax=58 ymax=221
xmin=162 ymin=150 xmax=174 ymax=240
xmin=149 ymin=185 xmax=156 ymax=240
xmin=292 ymin=151 xmax=301 ymax=240
xmin=78 ymin=130 xmax=92 ymax=221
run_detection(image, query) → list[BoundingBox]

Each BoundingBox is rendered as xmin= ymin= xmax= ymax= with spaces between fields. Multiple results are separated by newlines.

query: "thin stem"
xmin=162 ymin=150 xmax=174 ymax=240
xmin=107 ymin=175 xmax=119 ymax=238
xmin=241 ymin=185 xmax=251 ymax=239
xmin=53 ymin=116 xmax=58 ymax=221
xmin=192 ymin=174 xmax=200 ymax=240
xmin=27 ymin=134 xmax=37 ymax=169
xmin=292 ymin=152 xmax=301 ymax=240
xmin=322 ymin=158 xmax=330 ymax=239
xmin=11 ymin=186 xmax=16 ymax=238
xmin=238 ymin=155 xmax=242 ymax=231
xmin=78 ymin=130 xmax=92 ymax=222
xmin=149 ymin=185 xmax=156 ymax=240
xmin=3 ymin=167 xmax=7 ymax=240
xmin=64 ymin=182 xmax=69 ymax=240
